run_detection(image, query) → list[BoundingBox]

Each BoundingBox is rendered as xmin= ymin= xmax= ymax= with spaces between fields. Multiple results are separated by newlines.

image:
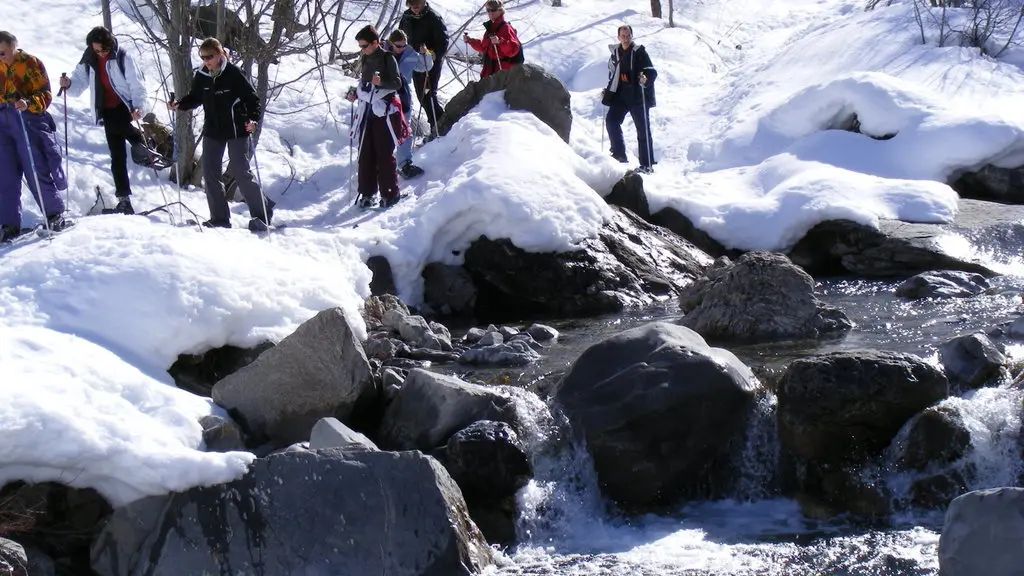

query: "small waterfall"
xmin=732 ymin=391 xmax=782 ymax=501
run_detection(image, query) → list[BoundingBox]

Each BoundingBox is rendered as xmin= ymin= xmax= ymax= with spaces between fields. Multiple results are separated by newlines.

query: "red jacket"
xmin=467 ymin=17 xmax=522 ymax=78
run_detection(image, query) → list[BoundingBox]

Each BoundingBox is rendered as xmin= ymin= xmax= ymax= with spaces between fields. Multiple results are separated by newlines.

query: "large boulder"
xmin=777 ymin=351 xmax=949 ymax=517
xmin=891 ymin=403 xmax=973 ymax=509
xmin=552 ymin=321 xmax=761 ymax=512
xmin=438 ymin=63 xmax=571 ymax=142
xmin=378 ymin=369 xmax=524 ymax=451
xmin=939 ymin=487 xmax=1024 ymax=576
xmin=212 ymin=308 xmax=377 ymax=445
xmin=464 ymin=207 xmax=711 ymax=321
xmin=951 ymin=164 xmax=1024 ymax=204
xmin=895 ymin=270 xmax=990 ymax=299
xmin=938 ymin=332 xmax=1008 ymax=391
xmin=679 ymin=251 xmax=852 ymax=342
xmin=91 ymin=449 xmax=493 ymax=576
xmin=167 ymin=341 xmax=274 ymax=397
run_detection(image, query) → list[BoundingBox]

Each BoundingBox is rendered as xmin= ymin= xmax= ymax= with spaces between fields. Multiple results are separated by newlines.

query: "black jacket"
xmin=605 ymin=44 xmax=657 ymax=109
xmin=176 ymin=61 xmax=261 ymax=141
xmin=399 ymin=3 xmax=449 ymax=57
xmin=359 ymin=48 xmax=402 ymax=93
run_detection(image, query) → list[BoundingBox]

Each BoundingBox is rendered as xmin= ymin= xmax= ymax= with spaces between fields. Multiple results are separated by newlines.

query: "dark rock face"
xmin=367 ymin=255 xmax=397 ymax=296
xmin=92 ymin=449 xmax=492 ymax=576
xmin=788 ymin=219 xmax=996 ymax=278
xmin=422 ymin=263 xmax=477 ymax=316
xmin=649 ymin=207 xmax=733 ymax=259
xmin=938 ymin=332 xmax=1009 ymax=391
xmin=438 ymin=63 xmax=571 ymax=142
xmin=951 ymin=164 xmax=1024 ymax=204
xmin=605 ymin=172 xmax=650 ymax=220
xmin=167 ymin=342 xmax=274 ymax=397
xmin=679 ymin=251 xmax=852 ymax=342
xmin=553 ymin=321 xmax=761 ymax=512
xmin=464 ymin=207 xmax=711 ymax=321
xmin=777 ymin=351 xmax=949 ymax=517
xmin=895 ymin=405 xmax=971 ymax=473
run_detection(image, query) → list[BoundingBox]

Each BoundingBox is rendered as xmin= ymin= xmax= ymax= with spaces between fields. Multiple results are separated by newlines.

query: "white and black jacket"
xmin=175 ymin=59 xmax=261 ymax=141
xmin=67 ymin=41 xmax=148 ymax=125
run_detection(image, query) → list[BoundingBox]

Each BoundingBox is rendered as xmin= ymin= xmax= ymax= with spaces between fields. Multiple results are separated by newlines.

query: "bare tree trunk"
xmin=330 ymin=0 xmax=345 ymax=61
xmin=551 ymin=0 xmax=561 ymax=6
xmin=216 ymin=0 xmax=227 ymax=40
xmin=651 ymin=0 xmax=662 ymax=19
xmin=102 ymin=0 xmax=113 ymax=31
xmin=668 ymin=0 xmax=674 ymax=27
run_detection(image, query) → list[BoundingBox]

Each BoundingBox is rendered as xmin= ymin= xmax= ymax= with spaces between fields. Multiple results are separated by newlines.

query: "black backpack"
xmin=489 ymin=21 xmax=524 ymax=65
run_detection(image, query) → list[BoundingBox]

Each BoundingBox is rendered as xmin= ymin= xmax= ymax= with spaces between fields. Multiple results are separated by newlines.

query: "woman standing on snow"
xmin=463 ymin=0 xmax=523 ymax=79
xmin=346 ymin=25 xmax=407 ymax=209
xmin=602 ymin=24 xmax=657 ymax=174
xmin=167 ymin=37 xmax=273 ymax=231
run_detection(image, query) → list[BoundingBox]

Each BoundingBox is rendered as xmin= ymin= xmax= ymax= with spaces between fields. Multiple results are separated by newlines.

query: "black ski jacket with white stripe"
xmin=175 ymin=60 xmax=261 ymax=141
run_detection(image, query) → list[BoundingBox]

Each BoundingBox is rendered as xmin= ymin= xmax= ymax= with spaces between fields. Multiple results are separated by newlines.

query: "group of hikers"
xmin=0 ymin=0 xmax=657 ymax=241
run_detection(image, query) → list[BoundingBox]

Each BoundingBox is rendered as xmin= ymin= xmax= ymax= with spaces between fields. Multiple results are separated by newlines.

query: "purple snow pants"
xmin=0 ymin=105 xmax=67 ymax=228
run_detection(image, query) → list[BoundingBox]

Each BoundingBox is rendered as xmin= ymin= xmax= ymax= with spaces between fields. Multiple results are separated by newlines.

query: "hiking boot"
xmin=46 ymin=213 xmax=72 ymax=233
xmin=357 ymin=195 xmax=378 ymax=209
xmin=636 ymin=165 xmax=654 ymax=174
xmin=381 ymin=194 xmax=402 ymax=208
xmin=0 ymin=225 xmax=22 ymax=243
xmin=114 ymin=197 xmax=134 ymax=215
xmin=399 ymin=161 xmax=424 ymax=179
xmin=202 ymin=218 xmax=232 ymax=229
xmin=248 ymin=218 xmax=270 ymax=233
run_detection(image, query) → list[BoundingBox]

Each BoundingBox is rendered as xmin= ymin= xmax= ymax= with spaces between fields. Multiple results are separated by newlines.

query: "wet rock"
xmin=526 ymin=323 xmax=559 ymax=341
xmin=895 ymin=270 xmax=990 ymax=299
xmin=553 ymin=321 xmax=761 ymax=511
xmin=605 ymin=172 xmax=650 ymax=220
xmin=464 ymin=327 xmax=487 ymax=344
xmin=679 ymin=251 xmax=853 ymax=342
xmin=423 ymin=263 xmax=477 ymax=316
xmin=400 ymin=347 xmax=462 ymax=363
xmin=478 ymin=331 xmax=503 ymax=347
xmin=939 ymin=487 xmax=1024 ymax=576
xmin=459 ymin=341 xmax=541 ymax=366
xmin=464 ymin=207 xmax=711 ymax=321
xmin=911 ymin=468 xmax=970 ymax=510
xmin=649 ymin=206 xmax=732 ymax=259
xmin=951 ymin=164 xmax=1024 ymax=204
xmin=939 ymin=332 xmax=1008 ymax=391
xmin=894 ymin=404 xmax=971 ymax=472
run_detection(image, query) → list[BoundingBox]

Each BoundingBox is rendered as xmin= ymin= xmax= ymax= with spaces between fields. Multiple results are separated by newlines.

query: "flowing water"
xmin=441 ymin=266 xmax=1024 ymax=576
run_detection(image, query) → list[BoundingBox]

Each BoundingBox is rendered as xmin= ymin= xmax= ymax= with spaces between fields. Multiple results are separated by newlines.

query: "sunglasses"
xmin=486 ymin=8 xmax=501 ymax=12
xmin=409 ymin=3 xmax=425 ymax=8
xmin=358 ymin=43 xmax=370 ymax=49
xmin=94 ymin=48 xmax=111 ymax=55
xmin=200 ymin=53 xmax=218 ymax=61
xmin=393 ymin=43 xmax=407 ymax=49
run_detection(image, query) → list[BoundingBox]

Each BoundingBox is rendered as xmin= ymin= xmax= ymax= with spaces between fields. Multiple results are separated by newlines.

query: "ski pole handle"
xmin=57 ymin=72 xmax=67 ymax=97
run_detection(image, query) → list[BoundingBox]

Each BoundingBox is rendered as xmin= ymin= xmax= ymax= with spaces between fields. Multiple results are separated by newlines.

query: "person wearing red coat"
xmin=463 ymin=0 xmax=523 ymax=79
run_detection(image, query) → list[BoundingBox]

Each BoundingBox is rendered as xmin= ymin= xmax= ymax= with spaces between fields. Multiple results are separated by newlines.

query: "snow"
xmin=5 ymin=0 xmax=1024 ymax=506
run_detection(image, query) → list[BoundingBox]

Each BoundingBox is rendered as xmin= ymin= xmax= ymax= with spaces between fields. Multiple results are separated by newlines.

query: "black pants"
xmin=412 ymin=53 xmax=445 ymax=130
xmin=605 ymin=101 xmax=653 ymax=169
xmin=100 ymin=103 xmax=144 ymax=198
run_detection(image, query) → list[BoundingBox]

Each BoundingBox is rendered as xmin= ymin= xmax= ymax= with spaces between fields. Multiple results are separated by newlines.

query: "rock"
xmin=939 ymin=487 xmax=1024 ymax=576
xmin=363 ymin=335 xmax=399 ymax=361
xmin=939 ymin=332 xmax=1008 ymax=391
xmin=526 ymin=323 xmax=558 ymax=341
xmin=894 ymin=404 xmax=971 ymax=472
xmin=91 ymin=449 xmax=493 ymax=576
xmin=395 ymin=314 xmax=433 ymax=346
xmin=212 ymin=308 xmax=378 ymax=445
xmin=400 ymin=347 xmax=461 ymax=363
xmin=465 ymin=207 xmax=711 ymax=320
xmin=442 ymin=421 xmax=533 ymax=546
xmin=605 ymin=171 xmax=650 ymax=220
xmin=510 ymin=332 xmax=542 ymax=351
xmin=167 ymin=342 xmax=274 ymax=397
xmin=378 ymin=369 xmax=524 ymax=451
xmin=459 ymin=341 xmax=541 ymax=366
xmin=951 ymin=164 xmax=1024 ymax=204
xmin=423 ymin=263 xmax=477 ymax=316
xmin=478 ymin=331 xmax=504 ymax=347
xmin=0 ymin=538 xmax=27 ymax=576
xmin=777 ymin=351 xmax=949 ymax=516
xmin=895 ymin=271 xmax=990 ymax=299
xmin=911 ymin=469 xmax=970 ymax=510
xmin=429 ymin=321 xmax=453 ymax=348
xmin=553 ymin=321 xmax=761 ymax=511
xmin=366 ymin=255 xmax=396 ymax=296
xmin=788 ymin=218 xmax=997 ymax=279
xmin=309 ymin=417 xmax=379 ymax=451
xmin=438 ymin=63 xmax=571 ymax=142
xmin=498 ymin=326 xmax=519 ymax=340
xmin=381 ymin=368 xmax=405 ymax=389
xmin=650 ymin=206 xmax=732 ymax=259
xmin=366 ymin=294 xmax=410 ymax=330
xmin=464 ymin=327 xmax=487 ymax=344
xmin=679 ymin=251 xmax=853 ymax=342
xmin=199 ymin=414 xmax=247 ymax=452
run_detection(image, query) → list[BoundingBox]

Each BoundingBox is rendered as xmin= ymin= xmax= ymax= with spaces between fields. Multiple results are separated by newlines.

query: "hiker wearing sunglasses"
xmin=463 ymin=0 xmax=523 ymax=79
xmin=398 ymin=0 xmax=448 ymax=142
xmin=60 ymin=26 xmax=150 ymax=215
xmin=168 ymin=37 xmax=273 ymax=231
xmin=0 ymin=30 xmax=69 ymax=242
xmin=386 ymin=29 xmax=432 ymax=180
xmin=346 ymin=25 xmax=407 ymax=209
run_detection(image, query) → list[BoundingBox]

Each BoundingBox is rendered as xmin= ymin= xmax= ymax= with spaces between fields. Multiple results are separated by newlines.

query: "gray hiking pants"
xmin=202 ymin=136 xmax=271 ymax=222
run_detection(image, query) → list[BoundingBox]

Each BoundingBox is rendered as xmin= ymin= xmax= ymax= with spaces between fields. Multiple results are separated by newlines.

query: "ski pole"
xmin=169 ymin=90 xmax=183 ymax=223
xmin=352 ymin=82 xmax=375 ymax=206
xmin=639 ymin=77 xmax=651 ymax=169
xmin=59 ymin=73 xmax=69 ymax=207
xmin=17 ymin=109 xmax=52 ymax=238
xmin=134 ymin=116 xmax=175 ymax=225
xmin=249 ymin=134 xmax=270 ymax=228
xmin=422 ymin=51 xmax=440 ymax=139
xmin=348 ymin=97 xmax=355 ymax=201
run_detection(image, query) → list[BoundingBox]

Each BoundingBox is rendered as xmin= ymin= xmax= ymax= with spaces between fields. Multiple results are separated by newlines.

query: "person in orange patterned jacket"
xmin=0 ymin=31 xmax=69 ymax=242
xmin=463 ymin=0 xmax=523 ymax=79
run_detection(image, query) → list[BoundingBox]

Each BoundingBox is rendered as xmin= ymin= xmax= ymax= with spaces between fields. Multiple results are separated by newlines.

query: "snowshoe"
xmin=399 ymin=161 xmax=425 ymax=180
xmin=36 ymin=214 xmax=75 ymax=238
xmin=635 ymin=165 xmax=654 ymax=175
xmin=357 ymin=195 xmax=378 ymax=209
xmin=0 ymin=225 xmax=31 ymax=244
xmin=202 ymin=219 xmax=232 ymax=229
xmin=102 ymin=197 xmax=135 ymax=215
